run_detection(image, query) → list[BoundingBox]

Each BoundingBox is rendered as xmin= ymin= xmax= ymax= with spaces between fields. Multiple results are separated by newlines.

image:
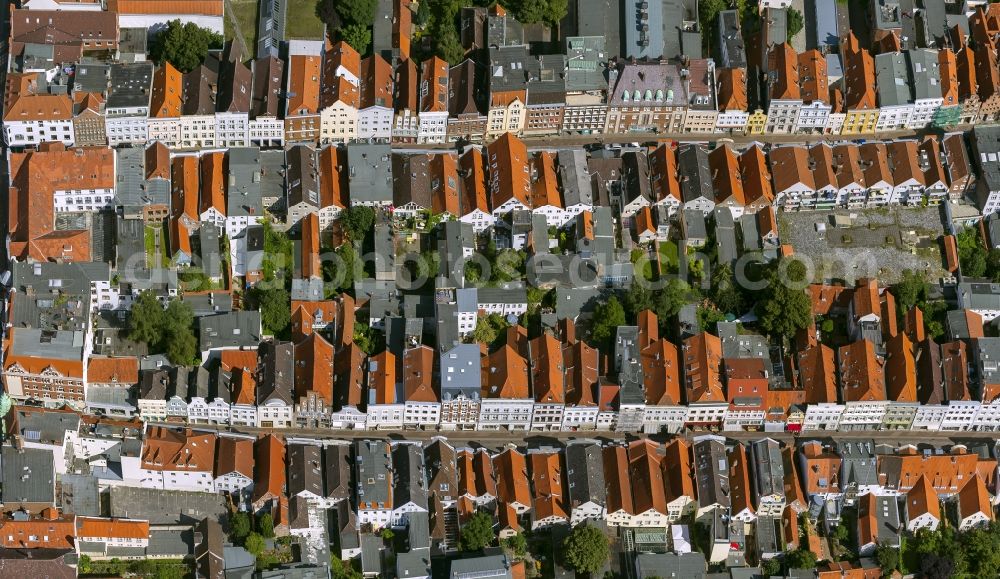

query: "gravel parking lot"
xmin=778 ymin=207 xmax=948 ymax=284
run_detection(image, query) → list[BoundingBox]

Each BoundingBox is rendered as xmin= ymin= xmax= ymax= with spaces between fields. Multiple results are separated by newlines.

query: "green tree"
xmin=128 ymin=293 xmax=196 ymax=364
xmin=785 ymin=548 xmax=817 ymax=569
xmin=459 ymin=512 xmax=495 ymax=551
xmin=697 ymin=306 xmax=726 ymax=332
xmin=471 ymin=313 xmax=509 ymax=347
xmin=245 ymin=533 xmax=266 ymax=556
xmin=258 ymin=513 xmax=275 ymax=539
xmin=502 ymin=533 xmax=528 ymax=559
xmin=755 ymin=261 xmax=813 ymax=342
xmin=150 ymin=20 xmax=223 ymax=72
xmin=589 ymin=296 xmax=626 ymax=351
xmin=380 ymin=528 xmax=395 ymax=540
xmin=958 ymin=227 xmax=988 ymax=278
xmin=562 ymin=523 xmax=610 ymax=573
xmin=247 ymin=287 xmax=291 ymax=338
xmin=893 ymin=269 xmax=928 ymax=314
xmin=330 ymin=557 xmax=363 ymax=579
xmin=967 ymin=249 xmax=988 ymax=277
xmin=760 ymin=559 xmax=781 ymax=576
xmin=339 ymin=23 xmax=372 ymax=55
xmin=353 ymin=324 xmax=385 ymax=354
xmin=324 ymin=241 xmax=359 ymax=293
xmin=340 ymin=206 xmax=376 ymax=242
xmin=436 ymin=23 xmax=467 ymax=64
xmin=656 ymin=278 xmax=693 ymax=320
xmin=332 ymin=0 xmax=378 ymax=25
xmin=230 ymin=512 xmax=252 ymax=543
xmin=786 ymin=7 xmax=804 ymax=38
xmin=875 ymin=542 xmax=899 ymax=576
xmin=624 ymin=282 xmax=655 ymax=321
xmin=711 ymin=263 xmax=745 ymax=314
xmin=128 ymin=290 xmax=165 ymax=344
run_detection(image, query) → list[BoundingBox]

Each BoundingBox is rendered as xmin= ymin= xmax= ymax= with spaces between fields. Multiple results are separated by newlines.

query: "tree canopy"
xmin=127 ymin=292 xmax=197 ymax=364
xmin=561 ymin=524 xmax=610 ymax=573
xmin=459 ymin=512 xmax=495 ymax=551
xmin=785 ymin=549 xmax=817 ymax=569
xmin=590 ymin=297 xmax=626 ymax=351
xmin=786 ymin=8 xmax=804 ymax=38
xmin=244 ymin=533 xmax=265 ymax=556
xmin=229 ymin=512 xmax=251 ymax=544
xmin=150 ymin=20 xmax=223 ymax=72
xmin=340 ymin=206 xmax=376 ymax=243
xmin=754 ymin=258 xmax=812 ymax=342
xmin=339 ymin=23 xmax=372 ymax=55
xmin=246 ymin=287 xmax=291 ymax=338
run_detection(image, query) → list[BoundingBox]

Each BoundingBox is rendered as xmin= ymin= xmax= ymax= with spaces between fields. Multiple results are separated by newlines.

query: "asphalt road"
xmin=392 ymin=124 xmax=965 ymax=153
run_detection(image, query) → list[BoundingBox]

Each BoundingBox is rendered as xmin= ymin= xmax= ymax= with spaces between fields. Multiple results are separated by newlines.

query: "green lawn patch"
xmin=285 ymin=0 xmax=327 ymax=40
xmin=659 ymin=240 xmax=679 ymax=269
xmin=229 ymin=0 xmax=260 ymax=49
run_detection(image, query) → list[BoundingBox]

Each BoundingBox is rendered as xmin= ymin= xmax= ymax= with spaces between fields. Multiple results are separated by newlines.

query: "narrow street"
xmin=159 ymin=419 xmax=1000 ymax=450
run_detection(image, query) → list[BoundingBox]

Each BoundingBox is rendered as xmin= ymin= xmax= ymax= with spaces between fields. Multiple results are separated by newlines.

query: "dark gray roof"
xmin=678 ymin=145 xmax=712 ymax=203
xmin=715 ymin=207 xmax=740 ymax=264
xmin=577 ymin=0 xmax=621 ymax=55
xmin=199 ymin=311 xmax=261 ymax=352
xmin=323 ymin=444 xmax=353 ymax=502
xmin=487 ymin=11 xmax=524 ymax=47
xmin=9 ymin=327 xmax=84 ymax=361
xmin=449 ymin=554 xmax=515 ymax=579
xmin=693 ymin=435 xmax=731 ymax=509
xmin=73 ymin=62 xmax=110 ymax=94
xmin=558 ymin=149 xmax=593 ymax=208
xmin=1 ymin=446 xmax=54 ymax=506
xmin=526 ymin=54 xmax=567 ymax=104
xmin=635 ymin=552 xmax=706 ymax=579
xmin=396 ymin=547 xmax=431 ymax=578
xmin=217 ymin=41 xmax=252 ymax=114
xmin=360 ymin=534 xmax=384 ymax=575
xmin=139 ymin=368 xmax=170 ymax=401
xmin=973 ymin=126 xmax=1000 ymax=202
xmin=182 ymin=56 xmax=220 ymax=116
xmin=355 ymin=440 xmax=392 ymax=509
xmin=251 ymin=56 xmax=284 ymax=119
xmin=11 ymin=261 xmax=109 ymax=296
xmin=835 ymin=439 xmax=878 ymax=489
xmin=663 ymin=0 xmax=700 ymax=59
xmin=227 ymin=148 xmax=265 ymax=218
xmin=106 ymin=62 xmax=152 ymax=110
xmin=59 ymin=474 xmax=100 ymax=516
xmin=113 ymin=147 xmax=170 ymax=214
xmin=440 ymin=344 xmax=482 ymax=399
xmin=425 ymin=439 xmax=458 ymax=500
xmin=346 ymin=144 xmax=393 ymax=205
xmin=256 ymin=340 xmax=294 ymax=405
xmin=288 ymin=444 xmax=324 ymax=498
xmin=198 ymin=224 xmax=223 ymax=281
xmin=718 ymin=10 xmax=746 ymax=68
xmin=564 ymin=36 xmax=608 ymax=92
xmin=749 ymin=439 xmax=784 ymax=501
xmin=331 ymin=500 xmax=359 ymax=551
xmin=287 ymin=145 xmax=320 ymax=210
xmin=392 ymin=443 xmax=428 ymax=510
xmin=875 ymin=51 xmax=911 ymax=107
xmin=621 ymin=151 xmax=652 ymax=206
xmin=565 ymin=441 xmax=607 ymax=508
xmin=488 ymin=46 xmax=531 ymax=93
xmin=109 ymin=486 xmax=227 ymax=524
